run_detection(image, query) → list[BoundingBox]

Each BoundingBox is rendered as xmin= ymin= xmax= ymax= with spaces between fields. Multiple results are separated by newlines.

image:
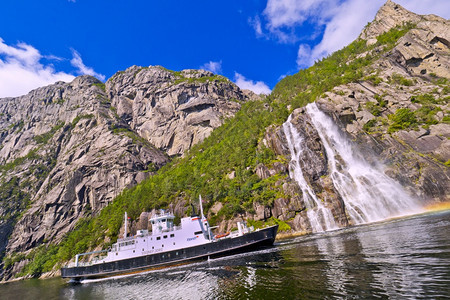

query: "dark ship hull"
xmin=61 ymin=225 xmax=278 ymax=280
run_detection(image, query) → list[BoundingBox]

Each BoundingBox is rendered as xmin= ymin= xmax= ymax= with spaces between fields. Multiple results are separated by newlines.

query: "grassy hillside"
xmin=7 ymin=23 xmax=418 ymax=278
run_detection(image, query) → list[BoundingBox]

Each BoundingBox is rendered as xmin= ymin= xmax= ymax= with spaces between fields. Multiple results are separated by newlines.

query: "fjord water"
xmin=1 ymin=210 xmax=449 ymax=299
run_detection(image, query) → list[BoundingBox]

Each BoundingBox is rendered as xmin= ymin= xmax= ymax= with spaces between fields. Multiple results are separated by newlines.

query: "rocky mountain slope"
xmin=0 ymin=69 xmax=251 ymax=280
xmin=107 ymin=66 xmax=254 ymax=156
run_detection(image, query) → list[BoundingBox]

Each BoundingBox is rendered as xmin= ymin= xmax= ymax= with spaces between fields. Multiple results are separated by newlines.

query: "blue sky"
xmin=0 ymin=0 xmax=449 ymax=97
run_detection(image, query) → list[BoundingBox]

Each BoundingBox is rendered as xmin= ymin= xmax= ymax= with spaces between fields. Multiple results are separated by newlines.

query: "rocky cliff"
xmin=106 ymin=66 xmax=255 ymax=156
xmin=0 ymin=68 xmax=251 ymax=280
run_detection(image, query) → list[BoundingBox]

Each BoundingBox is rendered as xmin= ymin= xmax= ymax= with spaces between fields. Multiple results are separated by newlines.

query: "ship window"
xmin=163 ymin=235 xmax=167 ymax=239
xmin=116 ymin=253 xmax=118 ymax=255
xmin=144 ymin=239 xmax=145 ymax=242
xmin=162 ymin=244 xmax=164 ymax=247
xmin=142 ymin=249 xmax=144 ymax=251
xmin=133 ymin=250 xmax=135 ymax=253
xmin=173 ymin=242 xmax=175 ymax=245
xmin=176 ymin=251 xmax=178 ymax=255
xmin=157 ymin=237 xmax=161 ymax=240
xmin=194 ymin=231 xmax=202 ymax=235
xmin=152 ymin=246 xmax=154 ymax=249
xmin=170 ymin=234 xmax=174 ymax=238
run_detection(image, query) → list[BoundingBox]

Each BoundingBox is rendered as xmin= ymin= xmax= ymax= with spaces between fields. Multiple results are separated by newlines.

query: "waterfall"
xmin=283 ymin=115 xmax=338 ymax=232
xmin=283 ymin=102 xmax=422 ymax=233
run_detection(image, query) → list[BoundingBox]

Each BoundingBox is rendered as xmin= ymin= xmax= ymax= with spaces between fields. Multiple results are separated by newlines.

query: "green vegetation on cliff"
xmin=272 ymin=23 xmax=415 ymax=108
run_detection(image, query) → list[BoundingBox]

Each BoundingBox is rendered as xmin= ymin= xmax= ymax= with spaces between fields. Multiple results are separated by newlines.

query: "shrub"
xmin=365 ymin=102 xmax=381 ymax=116
xmin=33 ymin=122 xmax=64 ymax=144
xmin=92 ymin=82 xmax=106 ymax=91
xmin=390 ymin=73 xmax=414 ymax=86
xmin=363 ymin=119 xmax=377 ymax=132
xmin=410 ymin=93 xmax=436 ymax=104
xmin=248 ymin=217 xmax=291 ymax=232
xmin=364 ymin=74 xmax=383 ymax=85
xmin=415 ymin=105 xmax=439 ymax=125
xmin=71 ymin=114 xmax=94 ymax=128
xmin=388 ymin=108 xmax=417 ymax=133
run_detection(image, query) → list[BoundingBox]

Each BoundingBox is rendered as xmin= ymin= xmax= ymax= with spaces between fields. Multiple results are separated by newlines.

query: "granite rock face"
xmin=361 ymin=0 xmax=450 ymax=78
xmin=106 ymin=66 xmax=253 ymax=156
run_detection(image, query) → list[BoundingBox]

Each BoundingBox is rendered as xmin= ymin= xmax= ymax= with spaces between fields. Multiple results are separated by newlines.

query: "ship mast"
xmin=124 ymin=212 xmax=128 ymax=239
xmin=199 ymin=195 xmax=213 ymax=240
xmin=199 ymin=195 xmax=205 ymax=220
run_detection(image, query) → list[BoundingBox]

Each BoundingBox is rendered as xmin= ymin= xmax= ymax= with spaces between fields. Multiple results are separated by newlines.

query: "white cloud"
xmin=264 ymin=0 xmax=332 ymax=29
xmin=0 ymin=38 xmax=106 ymax=98
xmin=261 ymin=0 xmax=338 ymax=42
xmin=234 ymin=72 xmax=271 ymax=95
xmin=296 ymin=44 xmax=312 ymax=67
xmin=248 ymin=16 xmax=263 ymax=37
xmin=70 ymin=49 xmax=105 ymax=81
xmin=297 ymin=0 xmax=383 ymax=66
xmin=0 ymin=38 xmax=75 ymax=98
xmin=199 ymin=60 xmax=222 ymax=74
xmin=396 ymin=0 xmax=450 ymax=17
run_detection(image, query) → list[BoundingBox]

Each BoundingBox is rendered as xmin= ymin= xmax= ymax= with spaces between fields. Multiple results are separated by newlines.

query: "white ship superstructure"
xmin=103 ymin=211 xmax=213 ymax=263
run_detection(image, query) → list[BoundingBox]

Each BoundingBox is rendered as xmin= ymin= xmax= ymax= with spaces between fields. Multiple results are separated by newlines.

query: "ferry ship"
xmin=61 ymin=198 xmax=278 ymax=280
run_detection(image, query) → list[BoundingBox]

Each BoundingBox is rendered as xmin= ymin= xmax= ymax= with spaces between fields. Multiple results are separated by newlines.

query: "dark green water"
xmin=2 ymin=210 xmax=449 ymax=299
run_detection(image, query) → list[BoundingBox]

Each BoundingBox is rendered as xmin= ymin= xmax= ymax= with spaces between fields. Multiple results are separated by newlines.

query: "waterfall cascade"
xmin=283 ymin=102 xmax=422 ymax=233
xmin=283 ymin=117 xmax=338 ymax=232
